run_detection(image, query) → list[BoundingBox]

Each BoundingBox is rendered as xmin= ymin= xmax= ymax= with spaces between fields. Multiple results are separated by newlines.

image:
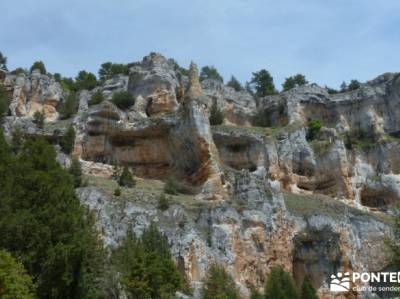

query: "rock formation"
xmin=1 ymin=53 xmax=398 ymax=299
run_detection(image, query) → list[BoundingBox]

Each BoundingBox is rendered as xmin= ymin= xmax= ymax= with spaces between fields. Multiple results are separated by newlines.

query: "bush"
xmin=202 ymin=264 xmax=241 ymax=299
xmin=264 ymin=266 xmax=299 ymax=299
xmin=209 ymin=102 xmax=224 ymax=125
xmin=301 ymin=276 xmax=318 ymax=299
xmin=88 ymin=90 xmax=105 ymax=106
xmin=118 ymin=166 xmax=135 ymax=187
xmin=68 ymin=156 xmax=82 ymax=188
xmin=344 ymin=129 xmax=376 ymax=151
xmin=164 ymin=178 xmax=179 ymax=195
xmin=200 ymin=66 xmax=223 ymax=82
xmin=59 ymin=92 xmax=78 ymax=119
xmin=158 ymin=194 xmax=170 ymax=211
xmin=60 ymin=126 xmax=76 ymax=154
xmin=112 ymin=91 xmax=135 ymax=110
xmin=33 ymin=110 xmax=45 ymax=128
xmin=0 ymin=250 xmax=36 ymax=298
xmin=252 ymin=108 xmax=271 ymax=127
xmin=114 ymin=187 xmax=121 ymax=197
xmin=30 ymin=61 xmax=46 ymax=74
xmin=306 ymin=120 xmax=322 ymax=141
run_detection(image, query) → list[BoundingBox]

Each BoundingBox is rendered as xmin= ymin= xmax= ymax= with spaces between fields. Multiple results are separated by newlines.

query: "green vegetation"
xmin=227 ymin=75 xmax=243 ymax=91
xmin=59 ymin=91 xmax=78 ymax=119
xmin=306 ymin=119 xmax=322 ymax=141
xmin=301 ymin=276 xmax=318 ymax=299
xmin=250 ymin=289 xmax=263 ymax=299
xmin=0 ymin=51 xmax=7 ymax=71
xmin=112 ymin=91 xmax=135 ymax=109
xmin=343 ymin=129 xmax=376 ymax=151
xmin=118 ymin=165 xmax=136 ymax=187
xmin=200 ymin=66 xmax=223 ymax=82
xmin=202 ymin=264 xmax=241 ymax=299
xmin=69 ymin=156 xmax=82 ymax=188
xmin=11 ymin=68 xmax=28 ymax=76
xmin=252 ymin=108 xmax=271 ymax=127
xmin=264 ymin=266 xmax=299 ymax=299
xmin=282 ymin=74 xmax=308 ymax=91
xmin=32 ymin=110 xmax=45 ymax=128
xmin=89 ymin=90 xmax=105 ymax=106
xmin=98 ymin=62 xmax=129 ymax=81
xmin=11 ymin=126 xmax=24 ymax=154
xmin=112 ymin=224 xmax=183 ymax=298
xmin=310 ymin=139 xmax=332 ymax=156
xmin=209 ymin=101 xmax=224 ymax=125
xmin=340 ymin=80 xmax=361 ymax=92
xmin=30 ymin=61 xmax=46 ymax=74
xmin=60 ymin=77 xmax=77 ymax=93
xmin=75 ymin=70 xmax=97 ymax=91
xmin=60 ymin=126 xmax=75 ymax=154
xmin=171 ymin=59 xmax=189 ymax=76
xmin=0 ymin=250 xmax=36 ymax=299
xmin=0 ymin=132 xmax=106 ymax=298
xmin=164 ymin=178 xmax=179 ymax=195
xmin=158 ymin=193 xmax=170 ymax=211
xmin=0 ymin=85 xmax=10 ymax=122
xmin=114 ymin=187 xmax=121 ymax=196
xmin=250 ymin=69 xmax=277 ymax=97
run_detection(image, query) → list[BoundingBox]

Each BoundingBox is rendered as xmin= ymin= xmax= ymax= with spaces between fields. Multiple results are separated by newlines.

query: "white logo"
xmin=330 ymin=272 xmax=350 ymax=292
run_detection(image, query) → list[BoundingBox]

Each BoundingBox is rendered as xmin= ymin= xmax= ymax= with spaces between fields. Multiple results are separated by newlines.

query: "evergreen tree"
xmin=118 ymin=165 xmax=135 ymax=187
xmin=69 ymin=156 xmax=82 ymax=188
xmin=75 ymin=70 xmax=97 ymax=91
xmin=11 ymin=126 xmax=24 ymax=154
xmin=301 ymin=276 xmax=318 ymax=299
xmin=250 ymin=69 xmax=277 ymax=97
xmin=340 ymin=82 xmax=347 ymax=92
xmin=98 ymin=62 xmax=129 ymax=81
xmin=250 ymin=289 xmax=263 ymax=299
xmin=0 ymin=250 xmax=36 ymax=299
xmin=264 ymin=266 xmax=299 ymax=299
xmin=0 ymin=132 xmax=106 ymax=298
xmin=202 ymin=264 xmax=241 ymax=299
xmin=0 ymin=85 xmax=10 ymax=122
xmin=200 ymin=66 xmax=223 ymax=82
xmin=158 ymin=193 xmax=170 ymax=211
xmin=32 ymin=110 xmax=45 ymax=128
xmin=30 ymin=61 xmax=46 ymax=74
xmin=347 ymin=79 xmax=361 ymax=91
xmin=282 ymin=74 xmax=308 ymax=91
xmin=0 ymin=51 xmax=7 ymax=71
xmin=60 ymin=126 xmax=76 ymax=154
xmin=59 ymin=91 xmax=78 ymax=119
xmin=306 ymin=119 xmax=322 ymax=141
xmin=112 ymin=224 xmax=183 ymax=299
xmin=227 ymin=76 xmax=243 ymax=91
xmin=209 ymin=101 xmax=224 ymax=125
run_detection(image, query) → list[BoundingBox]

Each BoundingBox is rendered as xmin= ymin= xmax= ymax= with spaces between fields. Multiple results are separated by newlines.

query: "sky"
xmin=1 ymin=0 xmax=399 ymax=89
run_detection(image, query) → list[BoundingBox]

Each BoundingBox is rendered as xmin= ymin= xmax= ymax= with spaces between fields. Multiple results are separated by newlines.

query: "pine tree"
xmin=200 ymin=66 xmax=224 ymax=82
xmin=250 ymin=69 xmax=277 ymax=97
xmin=202 ymin=264 xmax=241 ymax=299
xmin=59 ymin=91 xmax=78 ymax=119
xmin=60 ymin=126 xmax=76 ymax=154
xmin=282 ymin=74 xmax=308 ymax=91
xmin=30 ymin=61 xmax=46 ymax=74
xmin=209 ymin=101 xmax=224 ymax=125
xmin=118 ymin=165 xmax=135 ymax=187
xmin=301 ymin=276 xmax=318 ymax=299
xmin=32 ymin=110 xmax=45 ymax=128
xmin=11 ymin=126 xmax=24 ymax=154
xmin=0 ymin=51 xmax=7 ymax=71
xmin=227 ymin=76 xmax=243 ymax=91
xmin=264 ymin=266 xmax=299 ymax=299
xmin=69 ymin=156 xmax=82 ymax=188
xmin=0 ymin=85 xmax=10 ymax=122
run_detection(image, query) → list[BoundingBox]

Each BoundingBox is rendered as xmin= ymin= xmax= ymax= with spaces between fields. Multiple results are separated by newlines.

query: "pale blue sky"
xmin=1 ymin=0 xmax=399 ymax=89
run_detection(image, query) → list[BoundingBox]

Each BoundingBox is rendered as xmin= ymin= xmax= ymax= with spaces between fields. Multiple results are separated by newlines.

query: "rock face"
xmin=6 ymin=71 xmax=64 ymax=121
xmin=2 ymin=53 xmax=399 ymax=298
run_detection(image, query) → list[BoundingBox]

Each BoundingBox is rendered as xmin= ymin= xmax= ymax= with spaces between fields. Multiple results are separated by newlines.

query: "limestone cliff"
xmin=1 ymin=53 xmax=398 ymax=299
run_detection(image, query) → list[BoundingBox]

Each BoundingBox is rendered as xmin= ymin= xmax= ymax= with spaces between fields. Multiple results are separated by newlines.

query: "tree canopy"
xmin=200 ymin=66 xmax=224 ymax=82
xmin=250 ymin=69 xmax=277 ymax=97
xmin=98 ymin=62 xmax=129 ymax=81
xmin=30 ymin=61 xmax=46 ymax=74
xmin=0 ymin=51 xmax=7 ymax=71
xmin=75 ymin=70 xmax=97 ymax=91
xmin=264 ymin=266 xmax=299 ymax=299
xmin=202 ymin=264 xmax=241 ymax=299
xmin=227 ymin=76 xmax=243 ymax=91
xmin=282 ymin=74 xmax=308 ymax=91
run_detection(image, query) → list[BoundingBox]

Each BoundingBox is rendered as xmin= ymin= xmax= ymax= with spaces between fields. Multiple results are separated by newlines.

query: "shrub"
xmin=0 ymin=250 xmax=36 ymax=298
xmin=301 ymin=276 xmax=318 ymax=299
xmin=164 ymin=178 xmax=179 ymax=195
xmin=88 ymin=90 xmax=105 ymax=106
xmin=114 ymin=187 xmax=121 ymax=197
xmin=200 ymin=66 xmax=223 ymax=82
xmin=209 ymin=102 xmax=224 ymax=125
xmin=252 ymin=108 xmax=271 ymax=127
xmin=158 ymin=193 xmax=170 ymax=211
xmin=30 ymin=61 xmax=46 ymax=74
xmin=264 ymin=266 xmax=299 ymax=299
xmin=344 ymin=129 xmax=376 ymax=151
xmin=60 ymin=126 xmax=76 ymax=154
xmin=112 ymin=91 xmax=135 ymax=109
xmin=68 ymin=156 xmax=82 ymax=188
xmin=306 ymin=120 xmax=322 ymax=141
xmin=202 ymin=264 xmax=241 ymax=299
xmin=33 ymin=110 xmax=45 ymax=128
xmin=59 ymin=92 xmax=78 ymax=119
xmin=118 ymin=166 xmax=135 ymax=187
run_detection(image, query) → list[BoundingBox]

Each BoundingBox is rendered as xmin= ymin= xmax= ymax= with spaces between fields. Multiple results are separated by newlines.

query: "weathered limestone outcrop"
xmin=6 ymin=71 xmax=64 ymax=121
